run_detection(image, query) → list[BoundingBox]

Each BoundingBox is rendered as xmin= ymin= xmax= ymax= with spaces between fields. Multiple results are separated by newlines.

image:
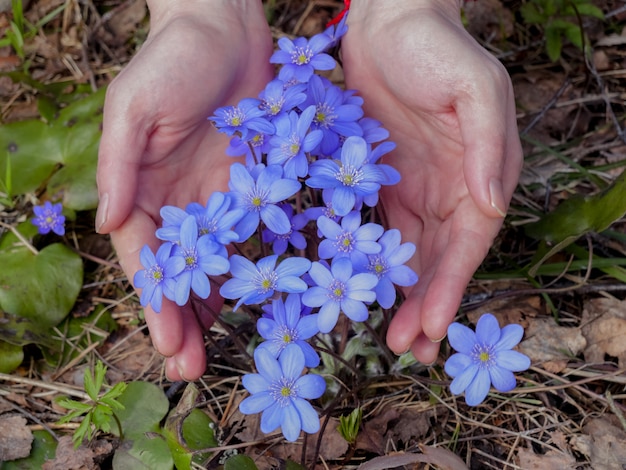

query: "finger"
xmin=96 ymin=81 xmax=150 ymax=234
xmin=111 ymin=207 xmax=184 ymax=358
xmin=410 ymin=333 xmax=441 ymax=365
xmin=168 ymin=306 xmax=208 ymax=381
xmin=457 ymin=61 xmax=521 ymax=219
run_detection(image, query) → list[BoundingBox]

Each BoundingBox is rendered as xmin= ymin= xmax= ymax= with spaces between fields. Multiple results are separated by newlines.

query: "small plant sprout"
xmin=338 ymin=407 xmax=362 ymax=445
xmin=56 ymin=361 xmax=127 ymax=448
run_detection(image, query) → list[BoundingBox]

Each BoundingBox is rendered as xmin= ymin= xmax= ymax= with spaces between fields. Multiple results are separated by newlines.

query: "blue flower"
xmin=210 ymin=98 xmax=275 ymax=139
xmin=317 ymin=211 xmax=382 ymax=265
xmin=256 ymin=294 xmax=320 ymax=368
xmin=219 ymin=254 xmax=311 ymax=311
xmin=262 ymin=204 xmax=308 ymax=256
xmin=356 ymin=229 xmax=418 ymax=309
xmin=323 ymin=10 xmax=349 ymax=47
xmin=228 ymin=163 xmax=302 ymax=241
xmin=302 ymin=257 xmax=378 ymax=333
xmin=170 ymin=216 xmax=230 ymax=306
xmin=268 ymin=106 xmax=323 ymax=179
xmin=32 ymin=201 xmax=65 ymax=236
xmin=239 ymin=344 xmax=326 ymax=442
xmin=259 ymin=79 xmax=307 ymax=119
xmin=226 ymin=132 xmax=271 ymax=168
xmin=302 ymin=75 xmax=363 ymax=155
xmin=133 ymin=243 xmax=185 ymax=313
xmin=270 ymin=34 xmax=336 ymax=83
xmin=306 ymin=136 xmax=386 ymax=216
xmin=444 ymin=313 xmax=531 ymax=406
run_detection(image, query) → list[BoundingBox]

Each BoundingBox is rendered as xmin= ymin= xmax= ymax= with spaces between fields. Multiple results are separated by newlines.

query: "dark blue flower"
xmin=262 ymin=204 xmax=308 ymax=256
xmin=170 ymin=216 xmax=230 ymax=306
xmin=228 ymin=163 xmax=302 ymax=241
xmin=210 ymin=98 xmax=275 ymax=140
xmin=302 ymin=75 xmax=363 ymax=155
xmin=133 ymin=243 xmax=185 ymax=313
xmin=256 ymin=294 xmax=320 ymax=368
xmin=270 ymin=34 xmax=336 ymax=83
xmin=356 ymin=229 xmax=418 ymax=309
xmin=268 ymin=106 xmax=323 ymax=179
xmin=445 ymin=313 xmax=531 ymax=406
xmin=32 ymin=201 xmax=65 ymax=236
xmin=219 ymin=254 xmax=311 ymax=311
xmin=302 ymin=257 xmax=378 ymax=333
xmin=259 ymin=79 xmax=307 ymax=119
xmin=239 ymin=344 xmax=326 ymax=442
xmin=226 ymin=132 xmax=271 ymax=168
xmin=306 ymin=136 xmax=386 ymax=216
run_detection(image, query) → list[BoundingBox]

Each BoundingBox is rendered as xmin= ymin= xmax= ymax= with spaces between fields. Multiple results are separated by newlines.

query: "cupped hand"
xmin=96 ymin=1 xmax=274 ymax=380
xmin=342 ymin=0 xmax=523 ymax=364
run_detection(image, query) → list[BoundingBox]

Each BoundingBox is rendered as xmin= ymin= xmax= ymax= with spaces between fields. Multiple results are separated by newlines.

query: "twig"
xmin=0 ymin=221 xmax=38 ymax=255
xmin=0 ymin=372 xmax=89 ymax=400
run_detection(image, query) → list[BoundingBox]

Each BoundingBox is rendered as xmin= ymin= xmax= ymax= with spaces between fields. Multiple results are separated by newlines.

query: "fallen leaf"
xmin=358 ymin=445 xmax=468 ymax=470
xmin=42 ymin=435 xmax=112 ymax=470
xmin=570 ymin=416 xmax=626 ymax=470
xmin=516 ymin=447 xmax=577 ymax=469
xmin=518 ymin=317 xmax=586 ymax=373
xmin=581 ymin=296 xmax=626 ymax=367
xmin=0 ymin=415 xmax=33 ymax=461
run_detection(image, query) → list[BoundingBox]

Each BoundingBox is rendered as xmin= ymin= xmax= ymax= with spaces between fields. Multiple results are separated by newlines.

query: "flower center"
xmin=182 ymin=248 xmax=198 ymax=271
xmin=247 ymin=188 xmax=269 ymax=212
xmin=368 ymin=255 xmax=388 ymax=278
xmin=263 ymin=98 xmax=285 ymax=116
xmin=198 ymin=217 xmax=218 ymax=236
xmin=336 ymin=232 xmax=354 ymax=253
xmin=472 ymin=343 xmax=496 ymax=369
xmin=225 ymin=107 xmax=245 ymax=127
xmin=335 ymin=164 xmax=363 ymax=187
xmin=314 ymin=103 xmax=337 ymax=128
xmin=270 ymin=377 xmax=297 ymax=407
xmin=328 ymin=279 xmax=345 ymax=301
xmin=149 ymin=266 xmax=164 ymax=285
xmin=255 ymin=269 xmax=278 ymax=294
xmin=291 ymin=46 xmax=313 ymax=65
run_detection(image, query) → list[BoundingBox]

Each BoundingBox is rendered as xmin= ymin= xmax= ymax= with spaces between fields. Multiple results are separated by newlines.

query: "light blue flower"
xmin=219 ymin=254 xmax=310 ymax=311
xmin=356 ymin=229 xmax=418 ymax=309
xmin=32 ymin=201 xmax=65 ymax=236
xmin=306 ymin=136 xmax=386 ymax=216
xmin=259 ymin=79 xmax=307 ymax=119
xmin=256 ymin=294 xmax=320 ymax=368
xmin=239 ymin=344 xmax=326 ymax=442
xmin=133 ymin=243 xmax=185 ymax=313
xmin=317 ymin=211 xmax=382 ymax=265
xmin=170 ymin=216 xmax=230 ymax=306
xmin=228 ymin=163 xmax=302 ymax=241
xmin=302 ymin=257 xmax=378 ymax=333
xmin=445 ymin=313 xmax=531 ymax=406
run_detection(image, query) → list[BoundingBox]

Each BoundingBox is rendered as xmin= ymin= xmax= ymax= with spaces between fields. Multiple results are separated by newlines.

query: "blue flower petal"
xmin=260 ymin=402 xmax=283 ymax=433
xmin=341 ymin=298 xmax=369 ymax=322
xmin=447 ymin=323 xmax=477 ymax=355
xmin=255 ymin=347 xmax=282 ymax=382
xmin=262 ymin=204 xmax=292 ymax=234
xmin=242 ymin=374 xmax=270 ymax=394
xmin=280 ymin=403 xmax=302 ymax=442
xmin=301 ymin=286 xmax=327 ymax=308
xmin=444 ymin=353 xmax=473 ymax=378
xmin=239 ymin=391 xmax=274 ymax=415
xmin=489 ymin=365 xmax=517 ymax=392
xmin=495 ymin=324 xmax=525 ymax=351
xmin=318 ymin=301 xmax=340 ymax=333
xmin=496 ymin=350 xmax=531 ymax=372
xmin=293 ymin=397 xmax=320 ymax=434
xmin=464 ymin=368 xmax=491 ymax=406
xmin=449 ymin=363 xmax=479 ymax=395
xmin=476 ymin=313 xmax=501 ymax=345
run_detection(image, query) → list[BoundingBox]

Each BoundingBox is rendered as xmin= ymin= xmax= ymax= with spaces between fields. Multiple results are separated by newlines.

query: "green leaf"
xmin=338 ymin=408 xmax=362 ymax=445
xmin=112 ymin=433 xmax=174 ymax=470
xmin=563 ymin=23 xmax=584 ymax=50
xmin=0 ymin=243 xmax=82 ymax=327
xmin=545 ymin=24 xmax=563 ymax=62
xmin=224 ymin=455 xmax=258 ymax=470
xmin=573 ymin=3 xmax=605 ymax=18
xmin=285 ymin=461 xmax=307 ymax=470
xmin=520 ymin=3 xmax=546 ymax=24
xmin=114 ymin=381 xmax=169 ymax=439
xmin=83 ymin=366 xmax=98 ymax=401
xmin=1 ymin=430 xmax=57 ymax=470
xmin=0 ymin=340 xmax=23 ymax=373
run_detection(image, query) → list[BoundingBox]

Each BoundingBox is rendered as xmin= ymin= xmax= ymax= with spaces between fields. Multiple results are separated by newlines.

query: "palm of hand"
xmin=342 ymin=9 xmax=521 ymax=362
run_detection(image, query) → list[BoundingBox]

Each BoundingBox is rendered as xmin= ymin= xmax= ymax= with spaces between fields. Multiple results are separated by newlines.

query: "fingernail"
xmin=430 ymin=334 xmax=447 ymax=343
xmin=95 ymin=193 xmax=109 ymax=233
xmin=489 ymin=177 xmax=507 ymax=218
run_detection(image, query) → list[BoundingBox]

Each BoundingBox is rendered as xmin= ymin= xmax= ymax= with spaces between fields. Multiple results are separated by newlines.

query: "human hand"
xmin=96 ymin=0 xmax=274 ymax=380
xmin=342 ymin=0 xmax=523 ymax=363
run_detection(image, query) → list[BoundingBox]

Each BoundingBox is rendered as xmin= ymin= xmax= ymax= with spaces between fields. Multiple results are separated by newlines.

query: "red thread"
xmin=326 ymin=0 xmax=351 ymax=27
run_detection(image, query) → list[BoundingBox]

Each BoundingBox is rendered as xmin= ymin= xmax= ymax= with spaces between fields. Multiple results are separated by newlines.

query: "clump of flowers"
xmin=31 ymin=201 xmax=65 ymax=236
xmin=132 ymin=11 xmax=529 ymax=442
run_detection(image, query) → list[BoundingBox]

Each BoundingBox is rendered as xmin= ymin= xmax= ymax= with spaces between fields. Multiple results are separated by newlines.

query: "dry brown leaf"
xmin=106 ymin=0 xmax=147 ymax=44
xmin=466 ymin=295 xmax=542 ymax=328
xmin=42 ymin=435 xmax=112 ymax=470
xmin=463 ymin=0 xmax=514 ymax=41
xmin=518 ymin=317 xmax=586 ymax=373
xmin=570 ymin=416 xmax=626 ymax=470
xmin=358 ymin=445 xmax=468 ymax=470
xmin=581 ymin=297 xmax=626 ymax=367
xmin=270 ymin=417 xmax=348 ymax=463
xmin=0 ymin=415 xmax=33 ymax=461
xmin=516 ymin=447 xmax=577 ymax=470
